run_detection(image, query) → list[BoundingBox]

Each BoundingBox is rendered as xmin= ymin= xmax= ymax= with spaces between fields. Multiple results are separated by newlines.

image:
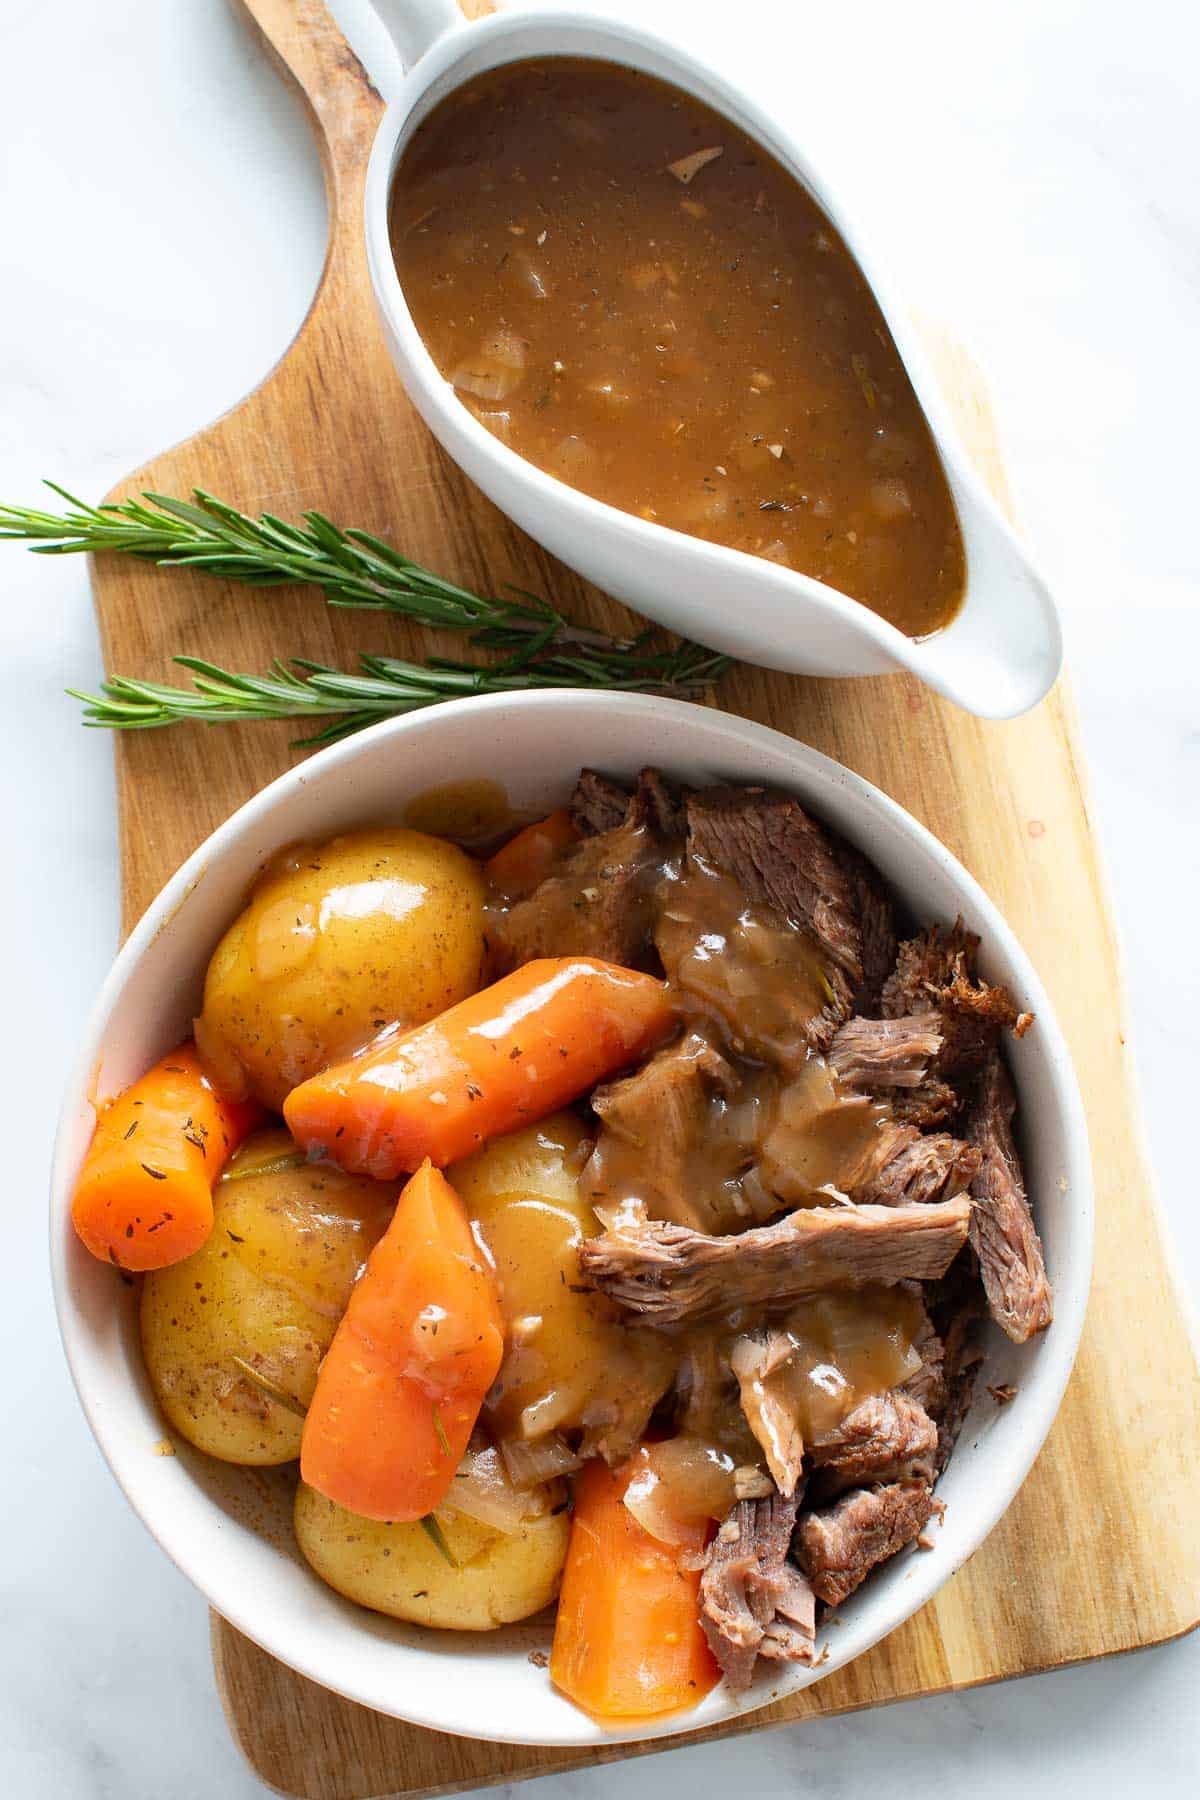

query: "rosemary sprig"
xmin=69 ymin=642 xmax=729 ymax=745
xmin=0 ymin=483 xmax=677 ymax=657
xmin=2 ymin=483 xmax=730 ymax=738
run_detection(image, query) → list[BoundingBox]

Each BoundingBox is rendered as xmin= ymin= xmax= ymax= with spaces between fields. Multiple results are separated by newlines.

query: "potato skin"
xmin=294 ymin=1483 xmax=568 ymax=1630
xmin=198 ymin=829 xmax=484 ymax=1108
xmin=449 ymin=1115 xmax=676 ymax=1442
xmin=449 ymin=1111 xmax=590 ymax=1215
xmin=140 ymin=1129 xmax=396 ymax=1464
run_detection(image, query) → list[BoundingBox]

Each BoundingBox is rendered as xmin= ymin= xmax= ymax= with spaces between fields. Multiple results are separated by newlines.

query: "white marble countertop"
xmin=1 ymin=0 xmax=1197 ymax=1794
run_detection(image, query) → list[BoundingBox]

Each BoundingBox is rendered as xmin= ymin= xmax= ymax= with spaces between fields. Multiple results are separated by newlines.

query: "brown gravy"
xmin=656 ymin=858 xmax=831 ymax=1067
xmin=402 ymin=779 xmax=515 ymax=848
xmin=739 ymin=1289 xmax=923 ymax=1444
xmin=392 ymin=57 xmax=965 ymax=637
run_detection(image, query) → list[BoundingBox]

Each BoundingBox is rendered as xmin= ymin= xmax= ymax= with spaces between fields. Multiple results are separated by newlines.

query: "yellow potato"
xmin=449 ymin=1115 xmax=676 ymax=1444
xmin=140 ymin=1128 xmax=396 ymax=1463
xmin=197 ymin=829 xmax=484 ymax=1108
xmin=449 ymin=1110 xmax=590 ymax=1214
xmin=294 ymin=1483 xmax=568 ymax=1630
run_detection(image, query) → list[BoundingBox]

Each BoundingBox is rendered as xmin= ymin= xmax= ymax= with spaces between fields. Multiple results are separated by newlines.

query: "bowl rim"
xmin=50 ymin=691 xmax=1093 ymax=1745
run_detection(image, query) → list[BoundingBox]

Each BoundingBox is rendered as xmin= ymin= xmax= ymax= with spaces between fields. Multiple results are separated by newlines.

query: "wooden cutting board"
xmin=89 ymin=3 xmax=1200 ymax=1795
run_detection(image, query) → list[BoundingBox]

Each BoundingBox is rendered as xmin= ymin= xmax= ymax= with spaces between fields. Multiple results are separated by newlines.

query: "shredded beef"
xmin=853 ymin=1130 xmax=981 ymax=1207
xmin=810 ymin=1391 xmax=939 ymax=1495
xmin=576 ymin=1357 xmax=677 ymax=1468
xmin=832 ymin=838 xmax=898 ymax=1016
xmin=757 ymin=1057 xmax=977 ymax=1211
xmin=964 ymin=1054 xmax=1053 ymax=1342
xmin=700 ymin=1490 xmax=815 ymax=1689
xmin=578 ymin=1197 xmax=972 ymax=1324
xmin=891 ymin=1076 xmax=960 ymax=1131
xmin=927 ymin=1259 xmax=985 ymax=1469
xmin=828 ymin=1013 xmax=944 ymax=1093
xmin=628 ymin=766 xmax=685 ymax=839
xmin=488 ymin=816 xmax=658 ymax=969
xmin=899 ymin=1302 xmax=948 ymax=1418
xmin=883 ymin=918 xmax=981 ymax=1016
xmin=570 ymin=766 xmax=685 ymax=839
xmin=493 ymin=767 xmax=684 ymax=970
xmin=937 ymin=1322 xmax=983 ymax=1471
xmin=684 ymin=787 xmax=864 ymax=1043
xmin=570 ymin=768 xmax=631 ymax=836
xmin=796 ymin=1482 xmax=940 ymax=1606
xmin=585 ymin=1032 xmax=744 ymax=1232
xmin=882 ymin=920 xmax=1025 ymax=1111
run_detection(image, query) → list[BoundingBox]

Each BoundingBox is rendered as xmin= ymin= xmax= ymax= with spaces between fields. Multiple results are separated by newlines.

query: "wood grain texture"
xmin=87 ymin=3 xmax=1200 ymax=1796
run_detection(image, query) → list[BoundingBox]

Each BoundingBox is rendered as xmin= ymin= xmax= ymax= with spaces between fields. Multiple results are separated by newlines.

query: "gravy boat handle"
xmin=372 ymin=0 xmax=465 ymax=68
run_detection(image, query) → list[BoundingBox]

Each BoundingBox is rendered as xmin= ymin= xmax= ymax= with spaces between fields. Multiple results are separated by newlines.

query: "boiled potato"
xmin=140 ymin=1128 xmax=396 ymax=1463
xmin=197 ymin=829 xmax=484 ymax=1108
xmin=449 ymin=1115 xmax=676 ymax=1443
xmin=449 ymin=1109 xmax=590 ymax=1215
xmin=294 ymin=1482 xmax=568 ymax=1630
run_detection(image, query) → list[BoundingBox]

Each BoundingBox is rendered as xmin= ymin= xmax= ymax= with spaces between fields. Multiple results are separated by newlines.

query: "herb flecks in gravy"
xmin=392 ymin=58 xmax=966 ymax=638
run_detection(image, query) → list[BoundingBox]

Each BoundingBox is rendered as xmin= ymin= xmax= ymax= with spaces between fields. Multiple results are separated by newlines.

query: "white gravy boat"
xmin=366 ymin=1 xmax=1062 ymax=717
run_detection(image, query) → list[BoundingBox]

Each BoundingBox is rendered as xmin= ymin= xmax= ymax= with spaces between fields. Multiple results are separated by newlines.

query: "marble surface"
xmin=1 ymin=0 xmax=1197 ymax=1794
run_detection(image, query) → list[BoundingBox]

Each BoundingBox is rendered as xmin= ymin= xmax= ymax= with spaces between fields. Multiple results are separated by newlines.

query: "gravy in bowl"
xmin=392 ymin=58 xmax=965 ymax=639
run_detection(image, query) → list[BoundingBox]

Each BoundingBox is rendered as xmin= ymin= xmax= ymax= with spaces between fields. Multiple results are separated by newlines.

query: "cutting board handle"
xmin=233 ymin=1 xmax=488 ymax=274
xmin=235 ymin=0 xmax=387 ymax=252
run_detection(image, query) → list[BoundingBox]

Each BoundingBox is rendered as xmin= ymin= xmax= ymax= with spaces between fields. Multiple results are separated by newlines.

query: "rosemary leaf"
xmin=230 ymin=1355 xmax=309 ymax=1420
xmin=419 ymin=1514 xmax=458 ymax=1567
xmin=221 ymin=1151 xmax=308 ymax=1182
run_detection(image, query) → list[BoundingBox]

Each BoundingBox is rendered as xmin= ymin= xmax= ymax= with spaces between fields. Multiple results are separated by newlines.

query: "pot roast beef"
xmin=899 ymin=1301 xmax=948 ymax=1418
xmin=570 ymin=768 xmax=633 ymax=836
xmin=699 ymin=1490 xmax=816 ymax=1689
xmin=796 ymin=1482 xmax=941 ymax=1606
xmin=489 ymin=768 xmax=682 ymax=970
xmin=479 ymin=769 xmax=1052 ymax=1683
xmin=682 ymin=786 xmax=867 ymax=1042
xmin=882 ymin=920 xmax=1029 ymax=1122
xmin=964 ymin=1053 xmax=1053 ymax=1342
xmin=850 ymin=1130 xmax=981 ymax=1208
xmin=583 ymin=1031 xmax=766 ymax=1233
xmin=808 ymin=1390 xmax=939 ymax=1494
xmin=828 ymin=1013 xmax=944 ymax=1093
xmin=578 ymin=1197 xmax=972 ymax=1324
xmin=831 ymin=838 xmax=899 ymax=1016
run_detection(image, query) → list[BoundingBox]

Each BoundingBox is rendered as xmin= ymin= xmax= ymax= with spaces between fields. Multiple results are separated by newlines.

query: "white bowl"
xmin=363 ymin=2 xmax=1062 ymax=718
xmin=51 ymin=693 xmax=1092 ymax=1746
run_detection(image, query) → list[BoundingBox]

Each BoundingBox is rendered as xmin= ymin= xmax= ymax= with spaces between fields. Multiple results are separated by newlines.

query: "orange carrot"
xmin=483 ymin=809 xmax=579 ymax=900
xmin=550 ymin=1456 xmax=721 ymax=1721
xmin=284 ymin=957 xmax=673 ymax=1179
xmin=300 ymin=1160 xmax=504 ymax=1522
xmin=71 ymin=1042 xmax=261 ymax=1272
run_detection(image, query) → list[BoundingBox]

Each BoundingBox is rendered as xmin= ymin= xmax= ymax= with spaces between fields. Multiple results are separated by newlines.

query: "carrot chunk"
xmin=284 ymin=956 xmax=673 ymax=1179
xmin=70 ymin=1042 xmax=261 ymax=1271
xmin=300 ymin=1161 xmax=504 ymax=1522
xmin=483 ymin=809 xmax=580 ymax=900
xmin=550 ymin=1456 xmax=720 ymax=1720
